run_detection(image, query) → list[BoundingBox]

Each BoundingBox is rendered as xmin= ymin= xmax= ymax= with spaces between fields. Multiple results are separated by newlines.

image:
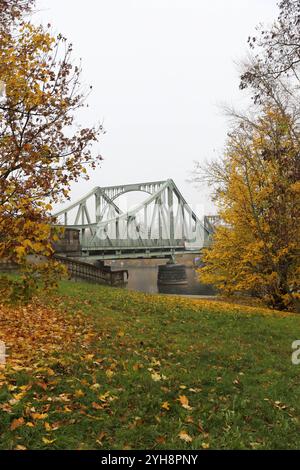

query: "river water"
xmin=119 ymin=266 xmax=215 ymax=296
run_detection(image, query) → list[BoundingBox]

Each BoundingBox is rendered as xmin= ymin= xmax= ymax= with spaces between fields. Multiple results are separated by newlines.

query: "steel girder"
xmin=53 ymin=179 xmax=212 ymax=253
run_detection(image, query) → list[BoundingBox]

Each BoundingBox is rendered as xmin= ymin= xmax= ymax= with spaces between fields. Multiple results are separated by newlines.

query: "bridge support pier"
xmin=157 ymin=258 xmax=187 ymax=286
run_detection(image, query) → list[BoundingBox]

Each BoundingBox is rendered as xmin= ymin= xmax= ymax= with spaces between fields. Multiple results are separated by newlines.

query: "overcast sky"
xmin=35 ymin=0 xmax=278 ymax=217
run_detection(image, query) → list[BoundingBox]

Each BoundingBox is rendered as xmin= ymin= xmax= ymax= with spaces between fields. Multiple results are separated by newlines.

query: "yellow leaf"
xmin=178 ymin=430 xmax=193 ymax=443
xmin=151 ymin=372 xmax=162 ymax=382
xmin=91 ymin=383 xmax=101 ymax=389
xmin=19 ymin=385 xmax=31 ymax=392
xmin=42 ymin=437 xmax=56 ymax=445
xmin=161 ymin=401 xmax=170 ymax=411
xmin=84 ymin=354 xmax=94 ymax=361
xmin=178 ymin=395 xmax=193 ymax=411
xmin=15 ymin=246 xmax=26 ymax=258
xmin=13 ymin=391 xmax=27 ymax=401
xmin=150 ymin=358 xmax=161 ymax=367
xmin=99 ymin=392 xmax=110 ymax=402
xmin=106 ymin=369 xmax=114 ymax=378
xmin=202 ymin=442 xmax=210 ymax=449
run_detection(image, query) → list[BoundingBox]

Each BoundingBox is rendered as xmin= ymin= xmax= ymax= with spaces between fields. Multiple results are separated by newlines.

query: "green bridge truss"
xmin=53 ymin=179 xmax=215 ymax=260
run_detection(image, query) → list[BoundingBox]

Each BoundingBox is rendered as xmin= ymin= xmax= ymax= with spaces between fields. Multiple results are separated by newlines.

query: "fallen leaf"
xmin=10 ymin=417 xmax=24 ymax=431
xmin=96 ymin=431 xmax=107 ymax=446
xmin=99 ymin=392 xmax=110 ymax=402
xmin=36 ymin=382 xmax=48 ymax=391
xmin=106 ymin=369 xmax=114 ymax=378
xmin=198 ymin=420 xmax=205 ymax=433
xmin=178 ymin=430 xmax=193 ymax=443
xmin=185 ymin=416 xmax=194 ymax=424
xmin=202 ymin=442 xmax=210 ymax=449
xmin=151 ymin=372 xmax=162 ymax=382
xmin=42 ymin=437 xmax=56 ymax=445
xmin=178 ymin=395 xmax=193 ymax=411
xmin=31 ymin=413 xmax=48 ymax=420
xmin=161 ymin=401 xmax=170 ymax=411
xmin=92 ymin=402 xmax=103 ymax=410
xmin=150 ymin=358 xmax=161 ymax=367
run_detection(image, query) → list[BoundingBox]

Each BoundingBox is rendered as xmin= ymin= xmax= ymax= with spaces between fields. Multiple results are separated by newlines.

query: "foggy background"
xmin=35 ymin=0 xmax=278 ymax=217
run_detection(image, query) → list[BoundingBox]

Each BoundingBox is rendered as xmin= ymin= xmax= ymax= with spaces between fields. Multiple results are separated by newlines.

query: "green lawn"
xmin=0 ymin=280 xmax=300 ymax=450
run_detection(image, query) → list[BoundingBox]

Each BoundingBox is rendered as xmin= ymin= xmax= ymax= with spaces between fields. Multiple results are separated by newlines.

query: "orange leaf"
xmin=178 ymin=395 xmax=193 ymax=410
xmin=92 ymin=402 xmax=103 ymax=410
xmin=10 ymin=417 xmax=24 ymax=431
xmin=31 ymin=413 xmax=48 ymax=420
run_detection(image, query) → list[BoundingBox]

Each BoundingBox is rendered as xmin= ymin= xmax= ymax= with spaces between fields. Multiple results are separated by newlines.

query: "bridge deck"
xmin=75 ymin=246 xmax=202 ymax=261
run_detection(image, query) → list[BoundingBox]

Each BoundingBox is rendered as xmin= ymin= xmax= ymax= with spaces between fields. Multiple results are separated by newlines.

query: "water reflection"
xmin=121 ymin=266 xmax=215 ymax=296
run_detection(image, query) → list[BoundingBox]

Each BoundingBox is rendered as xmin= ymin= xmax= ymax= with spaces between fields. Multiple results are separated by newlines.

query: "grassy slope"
xmin=1 ymin=280 xmax=300 ymax=450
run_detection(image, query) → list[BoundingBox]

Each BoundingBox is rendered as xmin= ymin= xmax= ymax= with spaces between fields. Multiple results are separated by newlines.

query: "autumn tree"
xmin=240 ymin=0 xmax=300 ymax=102
xmin=0 ymin=0 xmax=34 ymax=29
xmin=0 ymin=1 xmax=102 ymax=298
xmin=192 ymin=1 xmax=300 ymax=312
xmin=196 ymin=104 xmax=299 ymax=311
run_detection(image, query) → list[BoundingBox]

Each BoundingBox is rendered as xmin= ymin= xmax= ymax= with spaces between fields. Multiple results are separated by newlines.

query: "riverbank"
xmin=0 ymin=281 xmax=300 ymax=450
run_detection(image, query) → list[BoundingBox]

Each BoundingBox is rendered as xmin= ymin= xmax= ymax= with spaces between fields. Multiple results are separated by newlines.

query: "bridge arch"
xmin=99 ymin=187 xmax=156 ymax=220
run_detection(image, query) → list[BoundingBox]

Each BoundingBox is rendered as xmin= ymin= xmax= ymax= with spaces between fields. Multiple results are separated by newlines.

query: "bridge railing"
xmin=54 ymin=255 xmax=128 ymax=285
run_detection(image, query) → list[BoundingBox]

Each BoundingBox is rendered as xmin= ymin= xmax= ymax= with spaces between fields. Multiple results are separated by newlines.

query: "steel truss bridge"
xmin=54 ymin=179 xmax=213 ymax=260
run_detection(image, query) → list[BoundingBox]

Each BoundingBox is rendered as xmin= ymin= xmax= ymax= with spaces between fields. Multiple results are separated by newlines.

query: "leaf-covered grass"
xmin=1 ymin=280 xmax=300 ymax=450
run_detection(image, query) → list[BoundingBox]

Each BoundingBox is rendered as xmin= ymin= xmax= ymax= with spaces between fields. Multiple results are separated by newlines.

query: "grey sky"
xmin=35 ymin=0 xmax=278 ymax=216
